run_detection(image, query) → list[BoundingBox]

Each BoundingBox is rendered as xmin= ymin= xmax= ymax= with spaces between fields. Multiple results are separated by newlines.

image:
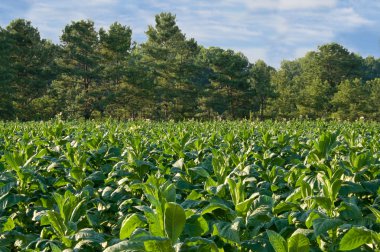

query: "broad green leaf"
xmin=313 ymin=197 xmax=332 ymax=212
xmin=130 ymin=228 xmax=151 ymax=240
xmin=75 ymin=228 xmax=105 ymax=243
xmin=143 ymin=237 xmax=175 ymax=251
xmin=313 ymin=218 xmax=343 ymax=237
xmin=163 ymin=183 xmax=176 ymax=203
xmin=179 ymin=237 xmax=219 ymax=252
xmin=340 ymin=181 xmax=365 ymax=196
xmin=338 ymin=202 xmax=362 ymax=221
xmin=74 ymin=239 xmax=103 ymax=251
xmin=0 ymin=193 xmax=24 ymax=212
xmin=292 ymin=229 xmax=314 ymax=237
xmin=305 ymin=212 xmax=321 ymax=229
xmin=331 ymin=179 xmax=342 ymax=200
xmin=266 ymin=230 xmax=287 ymax=252
xmin=50 ymin=243 xmax=62 ymax=252
xmin=286 ymin=188 xmax=302 ymax=203
xmin=201 ymin=202 xmax=234 ymax=216
xmin=251 ymin=195 xmax=274 ymax=209
xmin=189 ymin=167 xmax=210 ymax=178
xmin=47 ymin=210 xmax=67 ymax=237
xmin=273 ymin=201 xmax=299 ymax=214
xmin=113 ymin=236 xmax=174 ymax=252
xmin=227 ymin=177 xmax=238 ymax=205
xmin=183 ymin=215 xmax=209 ymax=237
xmin=1 ymin=217 xmax=15 ymax=232
xmin=120 ymin=214 xmax=146 ymax=240
xmin=350 ymin=152 xmax=370 ymax=171
xmin=164 ymin=202 xmax=186 ymax=243
xmin=0 ymin=177 xmax=16 ymax=196
xmin=212 ymin=221 xmax=240 ymax=244
xmin=288 ymin=233 xmax=309 ymax=252
xmin=339 ymin=227 xmax=374 ymax=251
xmin=236 ymin=197 xmax=254 ymax=217
xmin=103 ymin=240 xmax=145 ymax=252
xmin=361 ymin=179 xmax=380 ymax=194
xmin=135 ymin=205 xmax=164 ymax=236
xmin=204 ymin=177 xmax=218 ymax=188
xmin=367 ymin=206 xmax=380 ymax=223
xmin=186 ymin=190 xmax=202 ymax=201
xmin=69 ymin=198 xmax=86 ymax=223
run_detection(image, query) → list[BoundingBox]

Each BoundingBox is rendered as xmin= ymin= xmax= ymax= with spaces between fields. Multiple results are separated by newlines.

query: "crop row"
xmin=0 ymin=120 xmax=380 ymax=251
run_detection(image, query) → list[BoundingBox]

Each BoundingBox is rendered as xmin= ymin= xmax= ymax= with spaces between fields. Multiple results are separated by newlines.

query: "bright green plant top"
xmin=0 ymin=119 xmax=380 ymax=251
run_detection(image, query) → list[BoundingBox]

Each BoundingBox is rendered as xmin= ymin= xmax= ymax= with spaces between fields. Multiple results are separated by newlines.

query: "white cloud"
xmin=24 ymin=1 xmax=114 ymax=39
xmin=1 ymin=0 xmax=378 ymax=67
xmin=85 ymin=0 xmax=118 ymax=5
xmin=236 ymin=47 xmax=269 ymax=62
xmin=277 ymin=0 xmax=337 ymax=10
xmin=330 ymin=7 xmax=373 ymax=27
xmin=225 ymin=0 xmax=337 ymax=10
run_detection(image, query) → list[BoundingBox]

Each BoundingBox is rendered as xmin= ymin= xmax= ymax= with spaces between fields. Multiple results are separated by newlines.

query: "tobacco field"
xmin=0 ymin=120 xmax=380 ymax=251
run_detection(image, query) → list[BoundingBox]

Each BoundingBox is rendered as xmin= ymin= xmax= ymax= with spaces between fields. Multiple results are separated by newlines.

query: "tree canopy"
xmin=1 ymin=14 xmax=380 ymax=121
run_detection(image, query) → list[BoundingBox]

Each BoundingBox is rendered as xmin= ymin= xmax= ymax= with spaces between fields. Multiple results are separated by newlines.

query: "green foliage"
xmin=164 ymin=202 xmax=186 ymax=243
xmin=98 ymin=22 xmax=134 ymax=117
xmin=0 ymin=120 xmax=380 ymax=251
xmin=140 ymin=12 xmax=200 ymax=119
xmin=287 ymin=233 xmax=310 ymax=252
xmin=120 ymin=214 xmax=146 ymax=240
xmin=1 ymin=15 xmax=380 ymax=120
xmin=339 ymin=227 xmax=377 ymax=251
xmin=332 ymin=78 xmax=371 ymax=120
xmin=199 ymin=47 xmax=250 ymax=119
xmin=53 ymin=20 xmax=101 ymax=119
xmin=0 ymin=19 xmax=57 ymax=120
xmin=267 ymin=230 xmax=287 ymax=252
xmin=267 ymin=230 xmax=310 ymax=252
xmin=249 ymin=59 xmax=276 ymax=119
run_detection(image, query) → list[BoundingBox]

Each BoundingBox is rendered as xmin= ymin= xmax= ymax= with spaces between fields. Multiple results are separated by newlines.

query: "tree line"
xmin=1 ymin=12 xmax=380 ymax=121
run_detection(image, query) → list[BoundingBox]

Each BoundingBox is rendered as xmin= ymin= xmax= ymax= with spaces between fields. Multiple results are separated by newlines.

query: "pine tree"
xmin=2 ymin=19 xmax=57 ymax=120
xmin=141 ymin=12 xmax=200 ymax=119
xmin=200 ymin=47 xmax=250 ymax=119
xmin=53 ymin=20 xmax=100 ymax=119
xmin=0 ymin=26 xmax=14 ymax=119
xmin=99 ymin=22 xmax=133 ymax=117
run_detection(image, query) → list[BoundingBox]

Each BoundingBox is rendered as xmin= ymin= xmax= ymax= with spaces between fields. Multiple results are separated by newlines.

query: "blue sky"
xmin=1 ymin=0 xmax=379 ymax=67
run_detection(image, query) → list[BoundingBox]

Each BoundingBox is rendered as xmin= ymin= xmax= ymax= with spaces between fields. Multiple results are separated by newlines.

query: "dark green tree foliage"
xmin=361 ymin=56 xmax=380 ymax=81
xmin=314 ymin=43 xmax=362 ymax=87
xmin=121 ymin=47 xmax=158 ymax=119
xmin=298 ymin=78 xmax=331 ymax=118
xmin=141 ymin=13 xmax=200 ymax=119
xmin=99 ymin=22 xmax=132 ymax=85
xmin=366 ymin=78 xmax=380 ymax=120
xmin=1 ymin=19 xmax=56 ymax=120
xmin=53 ymin=20 xmax=100 ymax=119
xmin=295 ymin=44 xmax=362 ymax=117
xmin=270 ymin=60 xmax=302 ymax=118
xmin=249 ymin=60 xmax=275 ymax=120
xmin=200 ymin=47 xmax=250 ymax=119
xmin=0 ymin=26 xmax=14 ymax=119
xmin=273 ymin=43 xmax=366 ymax=119
xmin=332 ymin=79 xmax=371 ymax=120
xmin=2 ymin=14 xmax=380 ymax=121
xmin=99 ymin=22 xmax=133 ymax=117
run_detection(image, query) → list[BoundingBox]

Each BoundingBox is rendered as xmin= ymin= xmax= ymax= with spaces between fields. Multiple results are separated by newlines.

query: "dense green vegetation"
xmin=1 ymin=13 xmax=380 ymax=121
xmin=1 ymin=120 xmax=380 ymax=251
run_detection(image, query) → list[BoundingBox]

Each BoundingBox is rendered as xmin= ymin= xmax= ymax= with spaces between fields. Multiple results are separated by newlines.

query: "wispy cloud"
xmin=232 ymin=0 xmax=338 ymax=10
xmin=0 ymin=0 xmax=379 ymax=67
